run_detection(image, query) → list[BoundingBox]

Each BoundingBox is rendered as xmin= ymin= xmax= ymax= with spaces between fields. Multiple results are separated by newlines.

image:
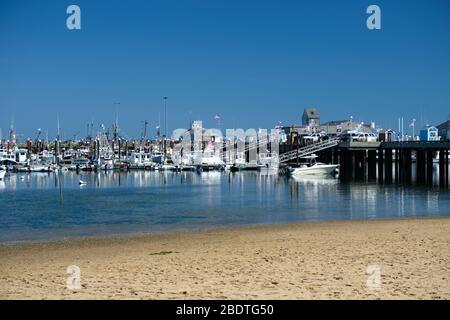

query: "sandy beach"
xmin=1 ymin=217 xmax=449 ymax=300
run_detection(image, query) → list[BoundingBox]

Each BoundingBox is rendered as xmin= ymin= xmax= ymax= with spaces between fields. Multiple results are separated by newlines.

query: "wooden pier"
xmin=335 ymin=141 xmax=450 ymax=187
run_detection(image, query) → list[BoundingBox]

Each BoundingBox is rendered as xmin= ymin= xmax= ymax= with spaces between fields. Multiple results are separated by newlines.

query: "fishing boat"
xmin=95 ymin=157 xmax=114 ymax=171
xmin=71 ymin=158 xmax=92 ymax=171
xmin=151 ymin=146 xmax=165 ymax=164
xmin=113 ymin=160 xmax=130 ymax=171
xmin=128 ymin=150 xmax=153 ymax=169
xmin=289 ymin=154 xmax=339 ymax=177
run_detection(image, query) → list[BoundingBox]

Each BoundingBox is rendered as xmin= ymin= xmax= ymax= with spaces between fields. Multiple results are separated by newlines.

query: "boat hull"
xmin=290 ymin=164 xmax=339 ymax=176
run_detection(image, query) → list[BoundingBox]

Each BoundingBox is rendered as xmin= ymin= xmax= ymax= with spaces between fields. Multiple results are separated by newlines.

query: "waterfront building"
xmin=302 ymin=108 xmax=320 ymax=128
xmin=419 ymin=125 xmax=440 ymax=141
xmin=436 ymin=120 xmax=450 ymax=140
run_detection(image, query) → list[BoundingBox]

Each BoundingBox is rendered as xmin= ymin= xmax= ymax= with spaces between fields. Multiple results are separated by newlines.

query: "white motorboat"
xmin=289 ymin=154 xmax=339 ymax=177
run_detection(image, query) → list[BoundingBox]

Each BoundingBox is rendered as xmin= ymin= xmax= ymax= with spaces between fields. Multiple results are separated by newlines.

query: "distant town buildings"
xmin=419 ymin=125 xmax=440 ymax=142
xmin=320 ymin=119 xmax=372 ymax=135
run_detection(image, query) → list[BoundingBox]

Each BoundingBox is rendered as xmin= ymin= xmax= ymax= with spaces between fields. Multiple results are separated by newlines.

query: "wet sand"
xmin=1 ymin=218 xmax=449 ymax=299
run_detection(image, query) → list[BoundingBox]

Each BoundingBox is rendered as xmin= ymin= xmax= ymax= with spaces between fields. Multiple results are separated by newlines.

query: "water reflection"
xmin=0 ymin=170 xmax=449 ymax=243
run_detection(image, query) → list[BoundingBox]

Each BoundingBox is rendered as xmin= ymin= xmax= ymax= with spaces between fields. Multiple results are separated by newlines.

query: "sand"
xmin=1 ymin=218 xmax=449 ymax=300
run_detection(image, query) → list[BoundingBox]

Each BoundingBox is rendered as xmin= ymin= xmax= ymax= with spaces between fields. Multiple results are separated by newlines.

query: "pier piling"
xmin=385 ymin=148 xmax=393 ymax=184
xmin=335 ymin=141 xmax=449 ymax=186
xmin=378 ymin=148 xmax=384 ymax=184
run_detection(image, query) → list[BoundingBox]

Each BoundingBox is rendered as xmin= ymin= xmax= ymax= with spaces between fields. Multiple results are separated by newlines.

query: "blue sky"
xmin=1 ymin=0 xmax=449 ymax=140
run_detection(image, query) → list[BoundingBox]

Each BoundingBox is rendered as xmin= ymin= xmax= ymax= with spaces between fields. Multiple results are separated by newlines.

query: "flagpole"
xmin=401 ymin=117 xmax=404 ymax=142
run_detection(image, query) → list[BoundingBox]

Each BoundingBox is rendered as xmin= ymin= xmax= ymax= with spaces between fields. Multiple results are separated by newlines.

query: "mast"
xmin=163 ymin=96 xmax=168 ymax=138
xmin=141 ymin=120 xmax=148 ymax=146
xmin=163 ymin=97 xmax=168 ymax=160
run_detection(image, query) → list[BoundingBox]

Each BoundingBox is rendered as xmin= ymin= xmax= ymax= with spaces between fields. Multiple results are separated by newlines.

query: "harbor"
xmin=1 ymin=108 xmax=449 ymax=243
xmin=1 ymin=109 xmax=449 ymax=188
xmin=2 ymin=0 xmax=450 ymax=302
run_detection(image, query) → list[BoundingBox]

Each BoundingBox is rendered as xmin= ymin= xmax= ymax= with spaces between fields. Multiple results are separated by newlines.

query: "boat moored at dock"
xmin=288 ymin=154 xmax=339 ymax=177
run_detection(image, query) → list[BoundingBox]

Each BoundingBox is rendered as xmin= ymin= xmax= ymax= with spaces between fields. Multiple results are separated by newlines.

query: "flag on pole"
xmin=409 ymin=119 xmax=416 ymax=128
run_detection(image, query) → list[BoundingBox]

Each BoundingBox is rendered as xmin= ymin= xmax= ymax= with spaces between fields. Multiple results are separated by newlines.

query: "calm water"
xmin=0 ymin=170 xmax=449 ymax=243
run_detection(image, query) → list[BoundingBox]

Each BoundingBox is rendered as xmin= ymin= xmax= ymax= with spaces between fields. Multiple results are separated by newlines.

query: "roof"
xmin=321 ymin=120 xmax=349 ymax=126
xmin=303 ymin=108 xmax=320 ymax=119
xmin=420 ymin=125 xmax=438 ymax=131
xmin=436 ymin=120 xmax=450 ymax=130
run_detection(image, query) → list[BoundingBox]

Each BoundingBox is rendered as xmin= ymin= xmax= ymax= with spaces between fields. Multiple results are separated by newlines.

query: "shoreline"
xmin=1 ymin=215 xmax=448 ymax=247
xmin=1 ymin=217 xmax=449 ymax=299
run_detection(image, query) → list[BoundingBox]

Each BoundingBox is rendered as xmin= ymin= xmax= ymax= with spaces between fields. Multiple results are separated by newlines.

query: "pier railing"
xmin=279 ymin=138 xmax=340 ymax=163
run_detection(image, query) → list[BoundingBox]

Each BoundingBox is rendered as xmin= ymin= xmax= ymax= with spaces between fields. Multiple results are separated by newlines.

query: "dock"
xmin=317 ymin=141 xmax=449 ymax=186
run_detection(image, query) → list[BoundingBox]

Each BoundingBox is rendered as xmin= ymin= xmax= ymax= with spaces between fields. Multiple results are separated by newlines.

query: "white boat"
xmin=128 ymin=150 xmax=153 ymax=169
xmin=202 ymin=154 xmax=224 ymax=166
xmin=17 ymin=164 xmax=53 ymax=172
xmin=289 ymin=154 xmax=339 ymax=177
xmin=71 ymin=158 xmax=91 ymax=171
xmin=152 ymin=151 xmax=165 ymax=164
xmin=95 ymin=156 xmax=114 ymax=170
xmin=159 ymin=164 xmax=176 ymax=171
xmin=0 ymin=170 xmax=6 ymax=180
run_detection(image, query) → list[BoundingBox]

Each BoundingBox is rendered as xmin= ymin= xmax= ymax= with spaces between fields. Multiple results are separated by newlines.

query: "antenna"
xmin=10 ymin=113 xmax=14 ymax=131
xmin=141 ymin=120 xmax=148 ymax=143
xmin=163 ymin=96 xmax=168 ymax=137
xmin=157 ymin=112 xmax=161 ymax=139
xmin=9 ymin=113 xmax=15 ymax=143
xmin=113 ymin=102 xmax=120 ymax=140
xmin=56 ymin=114 xmax=61 ymax=141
